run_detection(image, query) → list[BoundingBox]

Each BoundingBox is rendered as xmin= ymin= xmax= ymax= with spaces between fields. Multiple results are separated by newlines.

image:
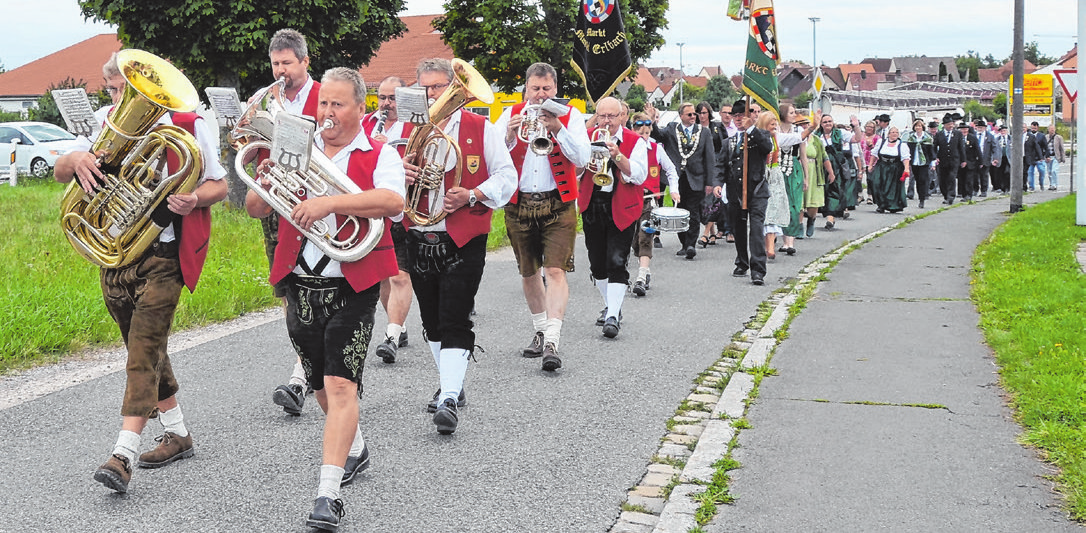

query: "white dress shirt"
xmin=494 ymin=105 xmax=592 ymax=193
xmin=294 ymin=130 xmax=406 ymax=278
xmin=282 ymin=77 xmax=316 ymax=116
xmin=599 ymin=133 xmax=648 ymax=192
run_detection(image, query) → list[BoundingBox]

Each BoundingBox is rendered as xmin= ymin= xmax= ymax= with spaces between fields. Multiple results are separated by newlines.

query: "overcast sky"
xmin=1 ymin=0 xmax=1077 ymax=76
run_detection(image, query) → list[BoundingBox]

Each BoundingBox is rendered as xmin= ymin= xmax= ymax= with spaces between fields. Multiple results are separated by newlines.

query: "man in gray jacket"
xmin=1045 ymin=124 xmax=1065 ymax=191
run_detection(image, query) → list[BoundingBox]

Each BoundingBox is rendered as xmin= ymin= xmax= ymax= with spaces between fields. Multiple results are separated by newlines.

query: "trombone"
xmin=586 ymin=129 xmax=613 ymax=186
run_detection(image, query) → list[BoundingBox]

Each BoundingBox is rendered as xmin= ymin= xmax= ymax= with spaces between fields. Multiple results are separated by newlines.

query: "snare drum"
xmin=648 ymin=207 xmax=690 ymax=233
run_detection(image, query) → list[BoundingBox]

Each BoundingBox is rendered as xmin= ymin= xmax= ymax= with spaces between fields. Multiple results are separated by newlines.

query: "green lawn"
xmin=972 ymin=194 xmax=1086 ymax=519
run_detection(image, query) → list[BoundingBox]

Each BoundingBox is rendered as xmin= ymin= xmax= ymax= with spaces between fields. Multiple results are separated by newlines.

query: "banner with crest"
xmin=570 ymin=0 xmax=633 ymax=106
xmin=741 ymin=0 xmax=781 ymax=119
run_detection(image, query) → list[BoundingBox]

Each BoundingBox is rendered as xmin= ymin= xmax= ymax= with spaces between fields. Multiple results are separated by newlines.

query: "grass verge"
xmin=972 ymin=194 xmax=1086 ymax=519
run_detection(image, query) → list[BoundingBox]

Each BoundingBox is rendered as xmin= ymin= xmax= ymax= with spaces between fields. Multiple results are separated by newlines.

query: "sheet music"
xmin=271 ymin=113 xmax=315 ymax=173
xmin=540 ymin=98 xmax=570 ymax=117
xmin=51 ymin=89 xmax=100 ymax=138
xmin=204 ymin=87 xmax=244 ymax=128
xmin=396 ymin=87 xmax=430 ymax=125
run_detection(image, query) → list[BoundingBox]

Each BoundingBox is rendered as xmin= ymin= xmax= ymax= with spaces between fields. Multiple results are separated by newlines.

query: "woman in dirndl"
xmin=866 ymin=126 xmax=912 ymax=213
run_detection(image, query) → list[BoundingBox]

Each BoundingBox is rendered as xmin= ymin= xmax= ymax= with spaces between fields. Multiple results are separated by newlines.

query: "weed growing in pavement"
xmin=620 ymin=502 xmax=651 ymax=514
xmin=972 ymin=194 xmax=1086 ymax=519
xmin=651 ymin=455 xmax=687 ymax=470
xmin=731 ymin=418 xmax=752 ymax=430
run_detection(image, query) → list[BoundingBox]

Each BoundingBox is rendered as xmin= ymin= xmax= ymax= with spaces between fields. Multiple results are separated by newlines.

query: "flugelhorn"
xmin=402 ymin=58 xmax=494 ymax=226
xmin=230 ymin=78 xmax=384 ymax=263
xmin=60 ymin=49 xmax=202 ymax=268
xmin=587 ymin=129 xmax=613 ymax=187
xmin=517 ymin=104 xmax=553 ymax=156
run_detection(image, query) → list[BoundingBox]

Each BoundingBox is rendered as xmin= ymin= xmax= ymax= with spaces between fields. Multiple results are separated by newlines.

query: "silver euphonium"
xmin=230 ymin=77 xmax=384 ymax=263
xmin=517 ymin=104 xmax=553 ymax=155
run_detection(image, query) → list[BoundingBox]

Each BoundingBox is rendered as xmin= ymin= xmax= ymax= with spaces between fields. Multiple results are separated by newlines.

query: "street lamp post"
xmin=677 ymin=42 xmax=685 ymax=105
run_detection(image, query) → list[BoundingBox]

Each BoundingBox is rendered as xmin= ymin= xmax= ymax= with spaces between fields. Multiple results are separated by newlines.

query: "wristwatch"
xmin=468 ymin=189 xmax=477 ymax=207
xmin=614 ymin=153 xmax=624 ymax=162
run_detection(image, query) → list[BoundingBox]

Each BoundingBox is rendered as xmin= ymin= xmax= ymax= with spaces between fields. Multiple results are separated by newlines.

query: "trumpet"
xmin=587 ymin=129 xmax=613 ymax=187
xmin=517 ymin=104 xmax=553 ymax=156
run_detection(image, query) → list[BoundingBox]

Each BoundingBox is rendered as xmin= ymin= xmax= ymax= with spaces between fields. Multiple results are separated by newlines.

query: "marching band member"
xmin=362 ymin=76 xmax=417 ymax=364
xmin=630 ymin=111 xmax=680 ymax=297
xmin=245 ymin=68 xmax=405 ymax=531
xmin=55 ymin=52 xmax=228 ymax=494
xmin=261 ymin=29 xmax=324 ymax=417
xmin=493 ymin=62 xmax=592 ymax=371
xmin=579 ymin=96 xmax=648 ymax=339
xmin=404 ymin=58 xmax=517 ymax=433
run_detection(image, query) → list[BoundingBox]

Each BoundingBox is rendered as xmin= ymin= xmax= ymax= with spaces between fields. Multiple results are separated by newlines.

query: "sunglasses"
xmin=633 ymin=120 xmax=652 ymax=126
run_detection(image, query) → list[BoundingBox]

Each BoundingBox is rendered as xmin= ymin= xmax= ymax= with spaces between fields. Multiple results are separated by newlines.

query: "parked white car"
xmin=0 ymin=121 xmax=84 ymax=177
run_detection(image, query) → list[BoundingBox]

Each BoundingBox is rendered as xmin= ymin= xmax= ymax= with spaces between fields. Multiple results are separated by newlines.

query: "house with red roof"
xmin=0 ymin=34 xmax=122 ymax=114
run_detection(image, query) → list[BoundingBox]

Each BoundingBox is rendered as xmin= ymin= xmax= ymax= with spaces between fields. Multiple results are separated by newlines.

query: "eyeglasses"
xmin=683 ymin=112 xmax=696 ymax=117
xmin=106 ymin=86 xmax=123 ymax=95
xmin=596 ymin=113 xmax=620 ymax=120
xmin=633 ymin=120 xmax=652 ymax=126
xmin=377 ymin=95 xmax=395 ymax=102
xmin=697 ymin=111 xmax=709 ymax=115
xmin=421 ymin=82 xmax=450 ymax=92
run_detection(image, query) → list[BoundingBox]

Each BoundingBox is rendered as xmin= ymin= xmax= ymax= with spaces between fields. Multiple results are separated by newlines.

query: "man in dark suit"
xmin=1028 ymin=121 xmax=1049 ymax=190
xmin=713 ymin=99 xmax=774 ymax=286
xmin=933 ymin=114 xmax=965 ymax=205
xmin=958 ymin=122 xmax=981 ymax=202
xmin=1021 ymin=125 xmax=1044 ymax=191
xmin=973 ymin=119 xmax=997 ymax=197
xmin=646 ymin=101 xmax=716 ymax=259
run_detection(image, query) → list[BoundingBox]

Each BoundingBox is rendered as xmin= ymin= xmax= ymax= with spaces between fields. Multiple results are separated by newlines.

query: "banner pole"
xmin=742 ymin=95 xmax=751 ymax=210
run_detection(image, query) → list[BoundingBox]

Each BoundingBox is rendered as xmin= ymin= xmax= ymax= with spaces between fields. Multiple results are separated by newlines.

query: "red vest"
xmin=167 ymin=112 xmax=211 ymax=293
xmin=507 ymin=101 xmax=578 ymax=204
xmin=645 ymin=140 xmax=662 ymax=194
xmin=269 ymin=145 xmax=398 ymax=293
xmin=403 ymin=112 xmax=493 ymax=247
xmin=579 ymin=127 xmax=643 ymax=231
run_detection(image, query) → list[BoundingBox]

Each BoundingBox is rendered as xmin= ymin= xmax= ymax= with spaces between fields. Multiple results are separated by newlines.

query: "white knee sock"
xmin=637 ymin=267 xmax=650 ymax=283
xmin=385 ymin=323 xmax=403 ymax=340
xmin=596 ymin=279 xmax=608 ymax=306
xmin=349 ymin=426 xmax=365 ymax=457
xmin=543 ymin=318 xmax=563 ymax=349
xmin=530 ymin=311 xmax=547 ymax=334
xmin=112 ymin=430 xmax=141 ymax=464
xmin=159 ymin=405 xmax=188 ymax=437
xmin=317 ymin=464 xmax=345 ymax=500
xmin=429 ymin=340 xmax=441 ymax=368
xmin=438 ymin=348 xmax=469 ymax=405
xmin=289 ymin=358 xmax=307 ymax=386
xmin=606 ymin=283 xmax=626 ymax=319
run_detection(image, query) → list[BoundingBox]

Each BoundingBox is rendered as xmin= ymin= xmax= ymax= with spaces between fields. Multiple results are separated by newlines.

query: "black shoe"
xmin=907 ymin=195 xmax=914 ymax=200
xmin=979 ymin=192 xmax=987 ymax=197
xmin=602 ymin=316 xmax=620 ymax=338
xmin=541 ymin=342 xmax=562 ymax=371
xmin=875 ymin=207 xmax=886 ymax=213
xmin=824 ymin=220 xmax=835 ymax=229
xmin=272 ymin=383 xmax=305 ymax=415
xmin=732 ymin=266 xmax=748 ymax=277
xmin=751 ymin=275 xmax=765 ymax=286
xmin=522 ymin=331 xmax=545 ymax=357
xmin=426 ymin=388 xmax=466 ymax=413
xmin=375 ymin=335 xmax=398 ymax=364
xmin=306 ymin=497 xmax=345 ymax=531
xmin=783 ymin=247 xmax=796 ymax=256
xmin=948 ymin=198 xmax=954 ymax=205
xmin=341 ymin=442 xmax=370 ymax=485
xmin=918 ymin=200 xmax=925 ymax=208
xmin=653 ymin=236 xmax=662 ymax=249
xmin=685 ymin=246 xmax=696 ymax=260
xmin=596 ymin=307 xmax=607 ymax=326
xmin=805 ymin=218 xmax=815 ymax=237
xmin=433 ymin=398 xmax=459 ymax=435
xmin=632 ymin=279 xmax=647 ymax=297
xmin=397 ymin=330 xmax=408 ymax=347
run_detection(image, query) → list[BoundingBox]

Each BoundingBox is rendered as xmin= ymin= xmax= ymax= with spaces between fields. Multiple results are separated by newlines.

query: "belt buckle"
xmin=423 ymin=232 xmax=441 ymax=244
xmin=529 ymin=192 xmax=546 ymax=201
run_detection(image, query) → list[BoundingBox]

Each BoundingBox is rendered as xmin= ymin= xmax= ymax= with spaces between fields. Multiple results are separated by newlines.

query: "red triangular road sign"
xmin=1054 ymin=69 xmax=1078 ymax=103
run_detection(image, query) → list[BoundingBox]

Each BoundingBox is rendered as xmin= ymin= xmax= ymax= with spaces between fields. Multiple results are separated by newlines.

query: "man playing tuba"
xmin=403 ymin=58 xmax=517 ymax=435
xmin=54 ymin=51 xmax=228 ymax=494
xmin=245 ymin=67 xmax=405 ymax=532
xmin=493 ymin=62 xmax=591 ymax=371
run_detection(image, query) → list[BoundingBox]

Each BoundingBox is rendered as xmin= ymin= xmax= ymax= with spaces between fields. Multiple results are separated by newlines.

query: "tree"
xmin=793 ymin=92 xmax=812 ymax=110
xmin=963 ymin=99 xmax=1001 ymax=121
xmin=78 ymin=0 xmax=407 ymax=98
xmin=968 ymin=64 xmax=980 ymax=82
xmin=992 ymin=93 xmax=1007 ymax=116
xmin=1023 ymin=41 xmax=1057 ymax=66
xmin=955 ymin=52 xmax=981 ymax=81
xmin=434 ymin=0 xmax=668 ymax=97
xmin=982 ymin=54 xmax=1001 ymax=69
xmin=703 ymin=75 xmax=738 ymax=109
xmin=624 ymin=84 xmax=648 ymax=112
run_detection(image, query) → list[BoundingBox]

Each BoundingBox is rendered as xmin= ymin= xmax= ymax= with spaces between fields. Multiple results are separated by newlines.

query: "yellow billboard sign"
xmin=1009 ymin=74 xmax=1054 ymax=105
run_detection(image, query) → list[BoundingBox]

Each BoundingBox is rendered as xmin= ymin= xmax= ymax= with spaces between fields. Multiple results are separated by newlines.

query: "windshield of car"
xmin=22 ymin=124 xmax=76 ymax=142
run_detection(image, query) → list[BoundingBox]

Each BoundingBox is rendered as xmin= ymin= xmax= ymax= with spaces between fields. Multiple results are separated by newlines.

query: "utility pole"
xmin=809 ymin=17 xmax=820 ymax=111
xmin=677 ymin=42 xmax=685 ymax=105
xmin=1010 ymin=0 xmax=1024 ymax=213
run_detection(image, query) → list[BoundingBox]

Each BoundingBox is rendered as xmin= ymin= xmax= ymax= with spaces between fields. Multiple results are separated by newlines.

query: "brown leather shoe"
xmin=138 ymin=432 xmax=194 ymax=469
xmin=94 ymin=454 xmax=132 ymax=493
xmin=522 ymin=331 xmax=544 ymax=358
xmin=541 ymin=342 xmax=562 ymax=371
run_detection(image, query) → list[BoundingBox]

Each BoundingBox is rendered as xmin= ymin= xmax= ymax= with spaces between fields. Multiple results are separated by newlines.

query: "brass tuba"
xmin=60 ymin=49 xmax=203 ymax=268
xmin=517 ymin=104 xmax=553 ymax=156
xmin=587 ymin=129 xmax=614 ymax=186
xmin=402 ymin=58 xmax=494 ymax=226
xmin=230 ymin=78 xmax=384 ymax=263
